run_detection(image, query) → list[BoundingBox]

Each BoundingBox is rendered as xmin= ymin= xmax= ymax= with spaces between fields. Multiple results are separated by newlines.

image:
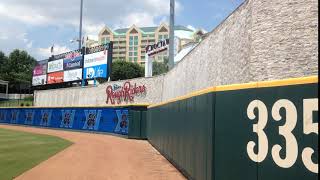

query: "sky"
xmin=0 ymin=0 xmax=244 ymax=60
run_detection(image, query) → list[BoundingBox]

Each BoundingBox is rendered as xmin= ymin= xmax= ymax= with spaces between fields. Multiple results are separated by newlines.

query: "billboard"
xmin=63 ymin=51 xmax=82 ymax=70
xmin=0 ymin=107 xmax=130 ymax=136
xmin=84 ymin=50 xmax=108 ymax=68
xmin=47 ymin=71 xmax=64 ymax=84
xmin=64 ymin=69 xmax=82 ymax=82
xmin=47 ymin=59 xmax=63 ymax=73
xmin=32 ymin=75 xmax=47 ymax=86
xmin=33 ymin=59 xmax=48 ymax=76
xmin=83 ymin=64 xmax=107 ymax=79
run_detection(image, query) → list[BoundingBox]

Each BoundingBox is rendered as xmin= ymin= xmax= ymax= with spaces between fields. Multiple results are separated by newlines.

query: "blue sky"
xmin=0 ymin=0 xmax=244 ymax=60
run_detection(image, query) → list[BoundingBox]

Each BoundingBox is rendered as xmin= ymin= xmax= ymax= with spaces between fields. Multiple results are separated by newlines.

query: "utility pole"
xmin=79 ymin=0 xmax=83 ymax=49
xmin=169 ymin=0 xmax=175 ymax=70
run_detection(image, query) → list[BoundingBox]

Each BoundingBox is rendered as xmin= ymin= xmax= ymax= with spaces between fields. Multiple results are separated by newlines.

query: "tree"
xmin=152 ymin=57 xmax=169 ymax=76
xmin=0 ymin=51 xmax=8 ymax=79
xmin=110 ymin=60 xmax=144 ymax=81
xmin=0 ymin=49 xmax=36 ymax=93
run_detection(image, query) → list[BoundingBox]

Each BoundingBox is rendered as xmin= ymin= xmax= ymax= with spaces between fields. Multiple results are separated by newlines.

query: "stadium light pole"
xmin=79 ymin=0 xmax=83 ymax=49
xmin=169 ymin=0 xmax=175 ymax=70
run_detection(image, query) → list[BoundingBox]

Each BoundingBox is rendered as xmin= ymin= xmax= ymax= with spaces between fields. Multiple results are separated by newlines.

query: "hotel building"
xmin=85 ymin=23 xmax=205 ymax=64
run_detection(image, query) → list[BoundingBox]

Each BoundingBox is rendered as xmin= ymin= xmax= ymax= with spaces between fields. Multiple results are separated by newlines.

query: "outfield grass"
xmin=0 ymin=100 xmax=33 ymax=107
xmin=0 ymin=128 xmax=72 ymax=180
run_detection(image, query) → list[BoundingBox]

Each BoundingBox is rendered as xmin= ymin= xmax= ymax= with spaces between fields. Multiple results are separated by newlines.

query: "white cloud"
xmin=37 ymin=44 xmax=71 ymax=58
xmin=26 ymin=41 xmax=33 ymax=49
xmin=0 ymin=0 xmax=182 ymax=59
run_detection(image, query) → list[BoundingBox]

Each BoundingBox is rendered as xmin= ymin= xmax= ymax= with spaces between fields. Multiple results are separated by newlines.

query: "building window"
xmin=102 ymin=36 xmax=110 ymax=44
xmin=129 ymin=35 xmax=139 ymax=62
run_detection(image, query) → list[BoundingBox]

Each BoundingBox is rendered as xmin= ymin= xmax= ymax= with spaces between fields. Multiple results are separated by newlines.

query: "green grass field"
xmin=0 ymin=99 xmax=33 ymax=107
xmin=0 ymin=128 xmax=72 ymax=180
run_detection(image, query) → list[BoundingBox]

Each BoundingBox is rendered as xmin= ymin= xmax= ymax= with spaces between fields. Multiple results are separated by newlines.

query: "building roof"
xmin=113 ymin=25 xmax=193 ymax=35
xmin=174 ymin=43 xmax=197 ymax=63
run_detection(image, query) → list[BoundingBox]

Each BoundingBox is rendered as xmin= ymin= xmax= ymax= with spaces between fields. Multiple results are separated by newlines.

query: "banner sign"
xmin=84 ymin=51 xmax=108 ymax=68
xmin=33 ymin=59 xmax=48 ymax=76
xmin=64 ymin=69 xmax=82 ymax=82
xmin=83 ymin=64 xmax=107 ymax=79
xmin=106 ymin=81 xmax=147 ymax=104
xmin=63 ymin=51 xmax=82 ymax=70
xmin=47 ymin=59 xmax=63 ymax=73
xmin=47 ymin=71 xmax=64 ymax=84
xmin=32 ymin=75 xmax=47 ymax=86
xmin=0 ymin=107 xmax=129 ymax=135
xmin=146 ymin=38 xmax=169 ymax=56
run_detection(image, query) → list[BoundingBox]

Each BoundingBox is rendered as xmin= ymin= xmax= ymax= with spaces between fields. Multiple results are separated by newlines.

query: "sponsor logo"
xmin=83 ymin=64 xmax=107 ymax=79
xmin=83 ymin=110 xmax=102 ymax=130
xmin=0 ymin=110 xmax=6 ymax=122
xmin=48 ymin=72 xmax=64 ymax=84
xmin=60 ymin=110 xmax=76 ymax=128
xmin=84 ymin=51 xmax=108 ymax=68
xmin=63 ymin=55 xmax=82 ymax=70
xmin=64 ymin=69 xmax=82 ymax=82
xmin=114 ymin=110 xmax=129 ymax=134
xmin=48 ymin=59 xmax=63 ymax=73
xmin=32 ymin=75 xmax=46 ymax=86
xmin=10 ymin=110 xmax=20 ymax=124
xmin=40 ymin=110 xmax=52 ymax=126
xmin=24 ymin=110 xmax=34 ymax=125
xmin=33 ymin=60 xmax=48 ymax=76
xmin=106 ymin=81 xmax=146 ymax=104
xmin=146 ymin=38 xmax=169 ymax=55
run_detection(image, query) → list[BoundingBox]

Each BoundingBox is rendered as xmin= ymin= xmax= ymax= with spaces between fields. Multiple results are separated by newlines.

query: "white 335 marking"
xmin=246 ymin=98 xmax=318 ymax=173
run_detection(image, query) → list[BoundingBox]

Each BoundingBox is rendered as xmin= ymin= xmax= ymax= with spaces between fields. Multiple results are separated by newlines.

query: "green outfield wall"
xmin=147 ymin=76 xmax=318 ymax=180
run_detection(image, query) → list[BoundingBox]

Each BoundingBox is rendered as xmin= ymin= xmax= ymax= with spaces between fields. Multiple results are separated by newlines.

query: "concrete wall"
xmin=34 ymin=0 xmax=318 ymax=107
xmin=34 ymin=75 xmax=164 ymax=107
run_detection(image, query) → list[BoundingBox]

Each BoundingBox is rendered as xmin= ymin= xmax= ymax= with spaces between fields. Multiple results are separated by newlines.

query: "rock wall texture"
xmin=34 ymin=75 xmax=164 ymax=107
xmin=34 ymin=0 xmax=318 ymax=107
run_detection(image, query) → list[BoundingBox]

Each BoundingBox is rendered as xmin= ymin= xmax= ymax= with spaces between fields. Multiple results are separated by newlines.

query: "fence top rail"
xmin=148 ymin=76 xmax=318 ymax=109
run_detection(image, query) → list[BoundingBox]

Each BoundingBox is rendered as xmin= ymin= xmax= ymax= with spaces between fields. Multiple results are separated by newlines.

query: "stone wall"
xmin=34 ymin=0 xmax=318 ymax=107
xmin=34 ymin=75 xmax=164 ymax=107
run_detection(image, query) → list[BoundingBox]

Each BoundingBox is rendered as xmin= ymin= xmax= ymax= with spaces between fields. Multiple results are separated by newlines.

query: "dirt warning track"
xmin=0 ymin=124 xmax=185 ymax=180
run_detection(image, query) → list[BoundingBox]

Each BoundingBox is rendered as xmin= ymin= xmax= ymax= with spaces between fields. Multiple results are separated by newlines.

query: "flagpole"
xmin=169 ymin=0 xmax=175 ymax=70
xmin=79 ymin=0 xmax=83 ymax=49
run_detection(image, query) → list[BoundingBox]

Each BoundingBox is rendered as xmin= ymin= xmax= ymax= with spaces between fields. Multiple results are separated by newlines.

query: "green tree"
xmin=0 ymin=49 xmax=36 ymax=92
xmin=110 ymin=60 xmax=144 ymax=81
xmin=0 ymin=51 xmax=9 ymax=79
xmin=152 ymin=57 xmax=169 ymax=76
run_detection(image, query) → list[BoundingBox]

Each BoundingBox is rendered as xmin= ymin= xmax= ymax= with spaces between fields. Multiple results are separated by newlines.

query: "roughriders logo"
xmin=10 ymin=110 xmax=20 ymax=123
xmin=60 ymin=110 xmax=76 ymax=128
xmin=106 ymin=81 xmax=146 ymax=104
xmin=40 ymin=110 xmax=52 ymax=126
xmin=83 ymin=110 xmax=102 ymax=130
xmin=114 ymin=110 xmax=129 ymax=134
xmin=24 ymin=110 xmax=34 ymax=125
xmin=0 ymin=110 xmax=6 ymax=122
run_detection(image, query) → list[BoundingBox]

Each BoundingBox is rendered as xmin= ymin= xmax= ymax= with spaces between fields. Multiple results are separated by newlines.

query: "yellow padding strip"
xmin=257 ymin=76 xmax=318 ymax=88
xmin=149 ymin=76 xmax=318 ymax=108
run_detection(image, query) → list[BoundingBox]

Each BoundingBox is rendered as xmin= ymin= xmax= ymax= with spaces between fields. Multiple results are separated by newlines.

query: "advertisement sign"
xmin=83 ymin=64 xmax=107 ymax=79
xmin=84 ymin=50 xmax=108 ymax=68
xmin=0 ymin=107 xmax=130 ymax=135
xmin=47 ymin=59 xmax=63 ymax=73
xmin=47 ymin=71 xmax=64 ymax=84
xmin=63 ymin=52 xmax=82 ymax=70
xmin=33 ymin=59 xmax=48 ymax=76
xmin=64 ymin=69 xmax=82 ymax=82
xmin=106 ymin=81 xmax=147 ymax=104
xmin=32 ymin=75 xmax=47 ymax=86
